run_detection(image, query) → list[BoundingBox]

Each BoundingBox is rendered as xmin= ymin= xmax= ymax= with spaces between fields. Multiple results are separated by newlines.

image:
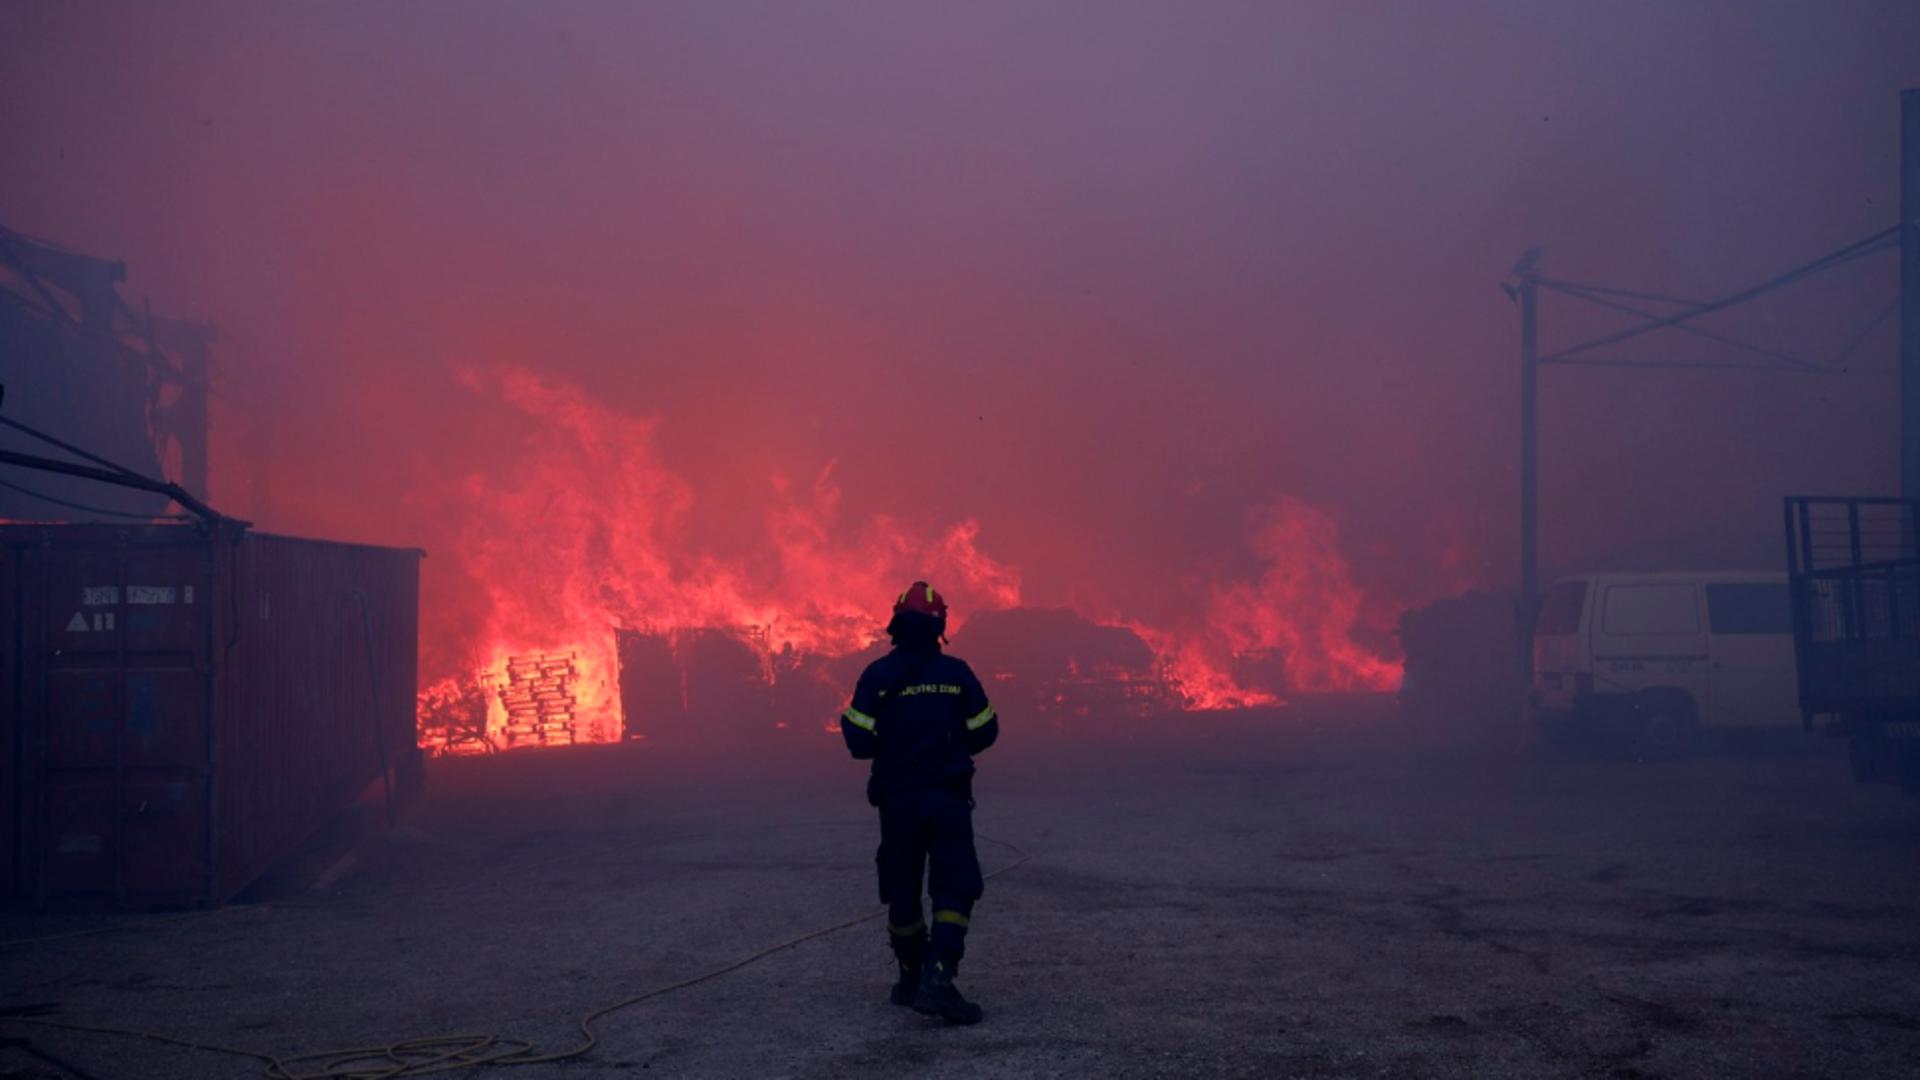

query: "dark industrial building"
xmin=0 ymin=227 xmax=424 ymax=908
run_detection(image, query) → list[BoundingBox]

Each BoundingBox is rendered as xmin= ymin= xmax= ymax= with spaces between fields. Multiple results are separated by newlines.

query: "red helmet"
xmin=893 ymin=581 xmax=948 ymax=619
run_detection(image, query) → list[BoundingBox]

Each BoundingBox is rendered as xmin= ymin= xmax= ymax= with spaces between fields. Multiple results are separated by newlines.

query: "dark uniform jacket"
xmin=841 ymin=648 xmax=999 ymax=805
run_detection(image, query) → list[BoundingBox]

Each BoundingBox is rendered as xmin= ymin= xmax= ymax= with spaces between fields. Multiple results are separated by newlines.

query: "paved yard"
xmin=5 ymin=700 xmax=1919 ymax=1078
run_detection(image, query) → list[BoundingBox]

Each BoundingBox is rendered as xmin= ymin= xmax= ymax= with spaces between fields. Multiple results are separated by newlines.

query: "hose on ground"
xmin=3 ymin=831 xmax=1031 ymax=1079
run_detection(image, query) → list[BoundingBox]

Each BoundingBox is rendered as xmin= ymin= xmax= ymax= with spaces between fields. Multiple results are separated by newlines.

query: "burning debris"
xmin=411 ymin=369 xmax=1405 ymax=753
xmin=418 ymin=675 xmax=493 ymax=755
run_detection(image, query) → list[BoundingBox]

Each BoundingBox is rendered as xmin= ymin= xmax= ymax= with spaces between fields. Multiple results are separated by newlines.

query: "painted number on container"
xmin=63 ymin=612 xmax=114 ymax=632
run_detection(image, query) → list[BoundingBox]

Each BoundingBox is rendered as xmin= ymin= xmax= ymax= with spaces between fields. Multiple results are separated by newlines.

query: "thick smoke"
xmin=2 ymin=3 xmax=1916 ymax=739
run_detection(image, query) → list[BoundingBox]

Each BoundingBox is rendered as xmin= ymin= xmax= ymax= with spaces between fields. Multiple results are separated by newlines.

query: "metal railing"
xmin=1784 ymin=497 xmax=1920 ymax=717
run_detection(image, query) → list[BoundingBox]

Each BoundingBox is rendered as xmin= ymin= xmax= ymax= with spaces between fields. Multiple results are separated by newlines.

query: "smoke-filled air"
xmin=5 ymin=4 xmax=1920 ymax=1076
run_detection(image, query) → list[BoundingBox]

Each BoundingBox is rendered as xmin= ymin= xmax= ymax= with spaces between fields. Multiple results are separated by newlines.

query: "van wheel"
xmin=1633 ymin=695 xmax=1698 ymax=760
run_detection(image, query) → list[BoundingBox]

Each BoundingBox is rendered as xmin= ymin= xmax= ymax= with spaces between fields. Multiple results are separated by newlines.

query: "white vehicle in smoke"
xmin=1531 ymin=571 xmax=1797 ymax=755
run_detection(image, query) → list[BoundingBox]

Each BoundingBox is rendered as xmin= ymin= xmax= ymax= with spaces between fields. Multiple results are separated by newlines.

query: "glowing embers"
xmin=419 ymin=675 xmax=493 ymax=754
xmin=497 ymin=652 xmax=581 ymax=748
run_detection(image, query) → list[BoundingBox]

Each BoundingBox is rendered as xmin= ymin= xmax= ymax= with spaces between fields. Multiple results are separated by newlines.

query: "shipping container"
xmin=1 ymin=522 xmax=422 ymax=907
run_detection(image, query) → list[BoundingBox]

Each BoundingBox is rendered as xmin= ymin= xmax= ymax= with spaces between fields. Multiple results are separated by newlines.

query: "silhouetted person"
xmin=840 ymin=581 xmax=1001 ymax=1024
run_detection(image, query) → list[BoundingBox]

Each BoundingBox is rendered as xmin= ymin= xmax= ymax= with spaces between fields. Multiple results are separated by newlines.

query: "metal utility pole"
xmin=1518 ymin=272 xmax=1539 ymax=614
xmin=1903 ymin=87 xmax=1920 ymax=500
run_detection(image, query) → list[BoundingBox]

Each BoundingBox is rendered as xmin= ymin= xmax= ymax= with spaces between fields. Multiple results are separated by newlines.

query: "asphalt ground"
xmin=5 ymin=698 xmax=1920 ymax=1079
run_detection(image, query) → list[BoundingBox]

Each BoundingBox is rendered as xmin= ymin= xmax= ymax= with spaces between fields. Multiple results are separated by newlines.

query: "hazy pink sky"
xmin=4 ymin=2 xmax=1916 ymax=634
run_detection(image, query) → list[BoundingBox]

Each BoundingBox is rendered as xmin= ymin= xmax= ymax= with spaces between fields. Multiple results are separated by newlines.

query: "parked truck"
xmin=1783 ymin=496 xmax=1920 ymax=793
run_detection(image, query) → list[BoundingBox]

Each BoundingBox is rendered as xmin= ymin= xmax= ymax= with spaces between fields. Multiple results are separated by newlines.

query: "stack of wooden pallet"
xmin=498 ymin=652 xmax=578 ymax=747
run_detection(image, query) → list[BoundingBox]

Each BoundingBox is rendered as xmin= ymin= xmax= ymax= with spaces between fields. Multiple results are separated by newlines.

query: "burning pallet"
xmin=498 ymin=651 xmax=580 ymax=747
xmin=419 ymin=675 xmax=494 ymax=755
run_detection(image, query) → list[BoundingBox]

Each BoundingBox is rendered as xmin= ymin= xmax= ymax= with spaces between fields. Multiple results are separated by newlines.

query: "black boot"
xmin=889 ymin=955 xmax=924 ymax=1006
xmin=911 ymin=955 xmax=983 ymax=1025
xmin=888 ymin=927 xmax=927 ymax=1007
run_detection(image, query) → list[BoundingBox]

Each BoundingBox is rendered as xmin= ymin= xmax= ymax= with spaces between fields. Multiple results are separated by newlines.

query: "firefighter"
xmin=840 ymin=581 xmax=1001 ymax=1025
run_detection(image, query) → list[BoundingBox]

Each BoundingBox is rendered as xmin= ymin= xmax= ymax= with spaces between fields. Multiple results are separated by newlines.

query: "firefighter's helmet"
xmin=893 ymin=581 xmax=948 ymax=620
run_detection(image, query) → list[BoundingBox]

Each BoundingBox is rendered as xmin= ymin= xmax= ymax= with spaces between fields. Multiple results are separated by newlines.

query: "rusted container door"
xmin=29 ymin=529 xmax=214 ymax=905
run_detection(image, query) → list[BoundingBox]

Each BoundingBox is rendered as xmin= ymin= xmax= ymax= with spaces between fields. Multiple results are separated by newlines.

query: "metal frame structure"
xmin=0 ymin=224 xmax=215 ymax=517
xmin=1783 ymin=495 xmax=1920 ymax=724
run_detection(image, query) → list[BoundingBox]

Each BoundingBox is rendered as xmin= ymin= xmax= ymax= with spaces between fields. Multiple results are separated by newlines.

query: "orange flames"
xmin=416 ymin=367 xmax=1023 ymax=752
xmin=416 ymin=368 xmax=1402 ymax=752
xmin=1205 ymin=498 xmax=1404 ymax=695
xmin=1120 ymin=499 xmax=1404 ymax=711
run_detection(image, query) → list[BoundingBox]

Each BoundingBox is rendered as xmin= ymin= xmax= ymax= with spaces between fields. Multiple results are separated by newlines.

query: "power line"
xmin=0 ymin=411 xmax=228 ymax=523
xmin=1538 ymin=279 xmax=1821 ymax=371
xmin=1536 ymin=226 xmax=1899 ymax=363
xmin=0 ymin=412 xmax=147 ymax=479
xmin=1531 ymin=277 xmax=1705 ymax=307
xmin=1831 ymin=299 xmax=1899 ymax=370
xmin=0 ymin=477 xmax=186 ymax=520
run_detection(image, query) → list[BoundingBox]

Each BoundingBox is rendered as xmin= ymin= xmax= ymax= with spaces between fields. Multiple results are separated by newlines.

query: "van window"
xmin=1602 ymin=584 xmax=1699 ymax=635
xmin=1537 ymin=581 xmax=1586 ymax=635
xmin=1706 ymin=583 xmax=1791 ymax=634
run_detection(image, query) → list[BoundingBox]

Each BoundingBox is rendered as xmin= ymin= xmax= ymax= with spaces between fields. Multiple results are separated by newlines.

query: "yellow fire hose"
xmin=3 ymin=832 xmax=1031 ymax=1079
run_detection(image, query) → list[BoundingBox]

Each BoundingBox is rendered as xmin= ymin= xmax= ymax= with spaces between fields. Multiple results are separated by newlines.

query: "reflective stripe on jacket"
xmin=842 ymin=648 xmax=998 ymax=803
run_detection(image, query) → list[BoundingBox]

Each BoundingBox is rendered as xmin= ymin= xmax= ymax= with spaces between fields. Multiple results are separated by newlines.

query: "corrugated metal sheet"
xmin=1 ymin=523 xmax=421 ymax=907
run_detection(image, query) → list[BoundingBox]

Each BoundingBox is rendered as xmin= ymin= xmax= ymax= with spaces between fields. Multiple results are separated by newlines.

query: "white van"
xmin=1531 ymin=572 xmax=1798 ymax=755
